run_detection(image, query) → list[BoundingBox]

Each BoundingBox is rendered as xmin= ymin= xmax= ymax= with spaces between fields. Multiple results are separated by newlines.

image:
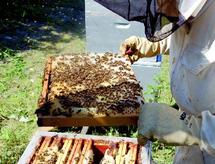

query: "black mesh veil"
xmin=94 ymin=0 xmax=207 ymax=42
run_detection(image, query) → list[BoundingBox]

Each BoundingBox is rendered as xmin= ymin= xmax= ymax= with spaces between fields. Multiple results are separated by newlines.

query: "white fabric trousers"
xmin=174 ymin=146 xmax=215 ymax=164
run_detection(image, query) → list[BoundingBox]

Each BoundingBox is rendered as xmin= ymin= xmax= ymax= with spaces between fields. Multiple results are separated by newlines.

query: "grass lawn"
xmin=0 ymin=1 xmax=176 ymax=163
xmin=0 ymin=36 xmax=85 ymax=163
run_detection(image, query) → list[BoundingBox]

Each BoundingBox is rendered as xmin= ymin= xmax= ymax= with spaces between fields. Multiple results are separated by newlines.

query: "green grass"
xmin=0 ymin=35 xmax=85 ymax=163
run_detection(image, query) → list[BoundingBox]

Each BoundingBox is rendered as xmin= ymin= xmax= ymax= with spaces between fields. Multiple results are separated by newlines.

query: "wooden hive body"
xmin=18 ymin=132 xmax=151 ymax=164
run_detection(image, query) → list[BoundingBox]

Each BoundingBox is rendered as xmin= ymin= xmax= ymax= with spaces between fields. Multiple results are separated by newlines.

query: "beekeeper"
xmin=95 ymin=0 xmax=215 ymax=163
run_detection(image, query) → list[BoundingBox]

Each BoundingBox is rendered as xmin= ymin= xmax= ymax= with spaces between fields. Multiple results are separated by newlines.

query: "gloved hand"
xmin=119 ymin=36 xmax=144 ymax=63
xmin=138 ymin=103 xmax=202 ymax=146
xmin=119 ymin=36 xmax=167 ymax=63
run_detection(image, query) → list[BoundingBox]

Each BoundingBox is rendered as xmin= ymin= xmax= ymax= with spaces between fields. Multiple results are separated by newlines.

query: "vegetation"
xmin=145 ymin=56 xmax=176 ymax=164
xmin=0 ymin=42 xmax=85 ymax=164
xmin=0 ymin=1 xmax=85 ymax=163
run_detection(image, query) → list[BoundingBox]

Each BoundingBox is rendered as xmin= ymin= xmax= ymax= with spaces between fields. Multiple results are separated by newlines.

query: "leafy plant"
xmin=145 ymin=56 xmax=175 ymax=105
xmin=145 ymin=55 xmax=176 ymax=164
xmin=0 ymin=46 xmax=15 ymax=61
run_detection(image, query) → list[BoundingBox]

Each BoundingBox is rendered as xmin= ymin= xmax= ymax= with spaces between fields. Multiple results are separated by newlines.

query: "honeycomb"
xmin=37 ymin=53 xmax=143 ymax=117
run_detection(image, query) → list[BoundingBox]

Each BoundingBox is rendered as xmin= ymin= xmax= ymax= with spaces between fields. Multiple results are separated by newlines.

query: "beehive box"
xmin=18 ymin=131 xmax=151 ymax=164
xmin=36 ymin=53 xmax=144 ymax=127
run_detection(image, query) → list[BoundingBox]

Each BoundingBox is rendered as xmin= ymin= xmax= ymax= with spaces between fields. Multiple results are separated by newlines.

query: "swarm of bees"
xmin=37 ymin=53 xmax=143 ymax=117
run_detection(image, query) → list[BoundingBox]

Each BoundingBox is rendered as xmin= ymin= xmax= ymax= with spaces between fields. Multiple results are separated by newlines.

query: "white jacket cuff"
xmin=200 ymin=111 xmax=215 ymax=156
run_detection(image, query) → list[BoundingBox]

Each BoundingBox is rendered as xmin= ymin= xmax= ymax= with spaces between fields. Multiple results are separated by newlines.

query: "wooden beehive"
xmin=18 ymin=132 xmax=151 ymax=164
xmin=36 ymin=53 xmax=144 ymax=127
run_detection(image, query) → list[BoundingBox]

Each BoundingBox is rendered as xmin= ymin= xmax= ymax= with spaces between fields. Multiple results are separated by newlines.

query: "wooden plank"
xmin=67 ymin=139 xmax=78 ymax=164
xmin=81 ymin=126 xmax=89 ymax=134
xmin=83 ymin=140 xmax=92 ymax=163
xmin=71 ymin=139 xmax=83 ymax=163
xmin=116 ymin=142 xmax=123 ymax=164
xmin=56 ymin=139 xmax=71 ymax=164
xmin=37 ymin=115 xmax=138 ymax=127
xmin=38 ymin=126 xmax=55 ymax=131
xmin=38 ymin=57 xmax=52 ymax=108
xmin=60 ymin=139 xmax=73 ymax=163
xmin=32 ymin=136 xmax=52 ymax=164
xmin=131 ymin=144 xmax=138 ymax=164
xmin=78 ymin=140 xmax=88 ymax=164
xmin=120 ymin=142 xmax=127 ymax=164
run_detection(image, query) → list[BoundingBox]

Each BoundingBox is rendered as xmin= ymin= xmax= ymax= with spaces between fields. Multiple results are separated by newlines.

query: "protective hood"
xmin=95 ymin=0 xmax=208 ymax=42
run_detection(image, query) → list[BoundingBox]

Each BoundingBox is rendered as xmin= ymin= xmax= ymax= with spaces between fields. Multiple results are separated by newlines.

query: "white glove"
xmin=138 ymin=103 xmax=202 ymax=146
xmin=119 ymin=36 xmax=168 ymax=63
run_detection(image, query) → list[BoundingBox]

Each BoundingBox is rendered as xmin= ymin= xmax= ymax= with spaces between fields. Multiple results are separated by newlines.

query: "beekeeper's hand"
xmin=138 ymin=103 xmax=201 ymax=146
xmin=119 ymin=36 xmax=168 ymax=63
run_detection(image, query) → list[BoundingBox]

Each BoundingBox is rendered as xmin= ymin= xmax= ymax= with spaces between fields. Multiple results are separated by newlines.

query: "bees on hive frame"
xmin=39 ymin=53 xmax=143 ymax=117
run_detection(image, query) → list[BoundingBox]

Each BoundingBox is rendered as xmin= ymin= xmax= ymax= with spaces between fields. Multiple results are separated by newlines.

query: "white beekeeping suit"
xmin=168 ymin=1 xmax=215 ymax=163
xmin=95 ymin=0 xmax=215 ymax=163
xmin=120 ymin=1 xmax=215 ymax=163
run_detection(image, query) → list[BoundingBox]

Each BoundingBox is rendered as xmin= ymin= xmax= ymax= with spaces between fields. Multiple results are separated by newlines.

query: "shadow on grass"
xmin=0 ymin=0 xmax=85 ymax=51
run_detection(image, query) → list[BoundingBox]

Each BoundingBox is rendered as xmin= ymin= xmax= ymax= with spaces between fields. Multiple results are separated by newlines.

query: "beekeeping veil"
xmin=94 ymin=0 xmax=209 ymax=42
